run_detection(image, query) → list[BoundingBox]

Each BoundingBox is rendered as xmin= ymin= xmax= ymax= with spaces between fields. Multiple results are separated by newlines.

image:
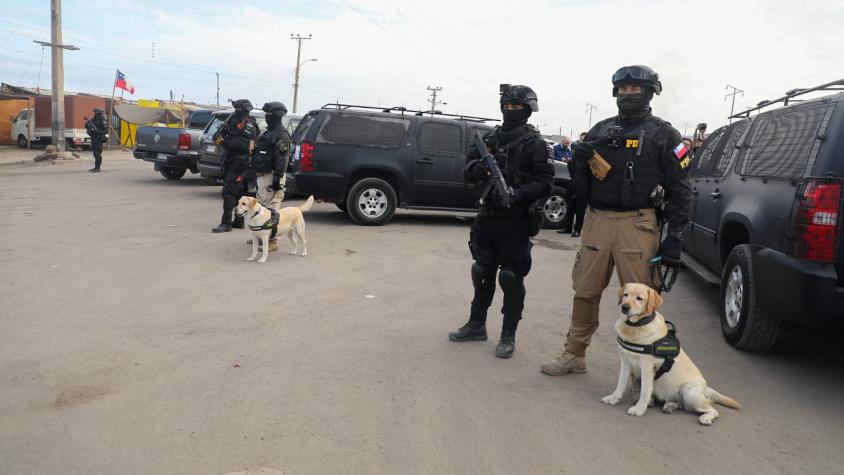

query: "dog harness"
xmin=617 ymin=316 xmax=680 ymax=380
xmin=248 ymin=208 xmax=279 ymax=231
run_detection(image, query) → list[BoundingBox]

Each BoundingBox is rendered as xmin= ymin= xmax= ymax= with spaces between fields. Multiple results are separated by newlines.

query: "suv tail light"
xmin=300 ymin=141 xmax=315 ymax=172
xmin=178 ymin=133 xmax=191 ymax=151
xmin=791 ymin=178 xmax=842 ymax=263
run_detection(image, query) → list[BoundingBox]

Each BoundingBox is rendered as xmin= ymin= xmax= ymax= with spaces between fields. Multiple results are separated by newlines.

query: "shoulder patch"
xmin=672 ymin=142 xmax=689 ymax=160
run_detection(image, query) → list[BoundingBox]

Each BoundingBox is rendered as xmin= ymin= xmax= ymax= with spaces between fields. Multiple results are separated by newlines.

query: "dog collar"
xmin=624 ymin=312 xmax=656 ymax=327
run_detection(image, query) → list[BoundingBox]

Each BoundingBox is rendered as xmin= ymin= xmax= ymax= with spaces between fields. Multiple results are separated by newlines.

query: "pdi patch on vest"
xmin=625 ymin=139 xmax=639 ymax=148
xmin=679 ymin=157 xmax=691 ymax=169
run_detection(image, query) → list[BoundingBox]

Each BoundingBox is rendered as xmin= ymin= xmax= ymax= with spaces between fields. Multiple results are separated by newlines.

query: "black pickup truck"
xmin=682 ymin=80 xmax=844 ymax=351
xmin=287 ymin=104 xmax=570 ymax=226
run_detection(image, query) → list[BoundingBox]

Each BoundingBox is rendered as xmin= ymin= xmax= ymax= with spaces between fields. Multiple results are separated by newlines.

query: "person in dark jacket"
xmin=448 ymin=84 xmax=554 ymax=359
xmin=86 ymin=108 xmax=108 ymax=173
xmin=541 ymin=65 xmax=692 ymax=376
xmin=212 ymin=99 xmax=259 ymax=233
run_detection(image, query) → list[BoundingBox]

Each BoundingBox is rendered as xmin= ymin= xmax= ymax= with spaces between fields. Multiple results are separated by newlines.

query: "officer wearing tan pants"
xmin=541 ymin=65 xmax=692 ymax=375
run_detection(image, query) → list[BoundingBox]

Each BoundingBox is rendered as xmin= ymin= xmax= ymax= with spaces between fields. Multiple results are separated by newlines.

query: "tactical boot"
xmin=212 ymin=224 xmax=232 ymax=233
xmin=495 ymin=331 xmax=516 ymax=358
xmin=267 ymin=239 xmax=279 ymax=252
xmin=88 ymin=167 xmax=100 ymax=173
xmin=232 ymin=216 xmax=245 ymax=229
xmin=448 ymin=322 xmax=488 ymax=342
xmin=540 ymin=352 xmax=587 ymax=375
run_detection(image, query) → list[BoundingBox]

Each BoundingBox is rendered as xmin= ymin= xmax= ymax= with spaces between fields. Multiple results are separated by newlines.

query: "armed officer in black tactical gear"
xmin=212 ymin=99 xmax=259 ymax=233
xmin=245 ymin=101 xmax=292 ymax=252
xmin=541 ymin=65 xmax=693 ymax=376
xmin=86 ymin=108 xmax=108 ymax=173
xmin=448 ymin=84 xmax=554 ymax=359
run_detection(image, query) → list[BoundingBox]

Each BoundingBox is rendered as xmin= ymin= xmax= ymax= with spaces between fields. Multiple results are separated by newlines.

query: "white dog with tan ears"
xmin=601 ymin=283 xmax=741 ymax=425
xmin=234 ymin=195 xmax=314 ymax=264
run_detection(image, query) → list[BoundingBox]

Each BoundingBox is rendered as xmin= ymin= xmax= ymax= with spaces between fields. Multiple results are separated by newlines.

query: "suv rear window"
xmin=691 ymin=127 xmax=726 ymax=176
xmin=420 ymin=122 xmax=462 ymax=154
xmin=316 ymin=113 xmax=410 ymax=148
xmin=739 ymin=101 xmax=834 ymax=178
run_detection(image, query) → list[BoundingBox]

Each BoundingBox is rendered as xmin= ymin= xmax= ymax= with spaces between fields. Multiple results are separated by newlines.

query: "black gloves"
xmin=573 ymin=142 xmax=594 ymax=163
xmin=271 ymin=175 xmax=282 ymax=191
xmin=463 ymin=159 xmax=488 ymax=182
xmin=657 ymin=233 xmax=683 ymax=268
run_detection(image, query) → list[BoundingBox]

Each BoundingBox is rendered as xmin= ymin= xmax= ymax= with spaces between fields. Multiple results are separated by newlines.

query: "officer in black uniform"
xmin=540 ymin=65 xmax=693 ymax=376
xmin=246 ymin=101 xmax=292 ymax=251
xmin=448 ymin=84 xmax=554 ymax=358
xmin=212 ymin=99 xmax=259 ymax=233
xmin=87 ymin=108 xmax=108 ymax=173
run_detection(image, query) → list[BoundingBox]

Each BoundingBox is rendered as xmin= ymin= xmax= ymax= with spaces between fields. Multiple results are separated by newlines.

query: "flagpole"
xmin=107 ymin=68 xmax=117 ymax=151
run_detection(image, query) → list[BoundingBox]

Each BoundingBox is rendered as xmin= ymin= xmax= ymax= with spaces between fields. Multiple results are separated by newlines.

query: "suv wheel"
xmin=160 ymin=167 xmax=187 ymax=180
xmin=543 ymin=186 xmax=567 ymax=229
xmin=720 ymin=244 xmax=780 ymax=351
xmin=346 ymin=178 xmax=397 ymax=225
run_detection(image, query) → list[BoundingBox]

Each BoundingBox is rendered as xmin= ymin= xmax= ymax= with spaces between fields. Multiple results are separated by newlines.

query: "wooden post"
xmin=107 ymin=69 xmax=116 ymax=150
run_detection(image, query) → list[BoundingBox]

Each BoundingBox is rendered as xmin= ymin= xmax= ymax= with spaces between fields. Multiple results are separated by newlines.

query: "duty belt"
xmin=248 ymin=208 xmax=279 ymax=231
xmin=617 ymin=318 xmax=680 ymax=380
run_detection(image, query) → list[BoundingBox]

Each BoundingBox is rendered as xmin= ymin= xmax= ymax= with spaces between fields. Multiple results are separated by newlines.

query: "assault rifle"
xmin=473 ymin=131 xmax=512 ymax=208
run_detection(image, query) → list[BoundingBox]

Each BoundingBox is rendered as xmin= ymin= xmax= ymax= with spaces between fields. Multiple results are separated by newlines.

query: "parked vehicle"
xmin=287 ymin=104 xmax=570 ymax=226
xmin=133 ymin=109 xmax=215 ymax=180
xmin=10 ymin=95 xmax=107 ymax=149
xmin=681 ymin=79 xmax=844 ymax=351
xmin=197 ymin=110 xmax=300 ymax=180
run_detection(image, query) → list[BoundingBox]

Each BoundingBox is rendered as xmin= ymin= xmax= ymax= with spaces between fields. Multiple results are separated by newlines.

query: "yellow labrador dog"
xmin=601 ymin=283 xmax=741 ymax=425
xmin=234 ymin=195 xmax=314 ymax=264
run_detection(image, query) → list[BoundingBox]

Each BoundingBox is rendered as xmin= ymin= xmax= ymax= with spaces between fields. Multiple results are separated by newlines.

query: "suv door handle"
xmin=416 ymin=159 xmax=434 ymax=164
xmin=710 ymin=191 xmax=722 ymax=199
xmin=692 ymin=187 xmax=698 ymax=194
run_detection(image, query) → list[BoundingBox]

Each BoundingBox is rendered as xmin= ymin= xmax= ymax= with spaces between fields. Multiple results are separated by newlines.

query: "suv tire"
xmin=720 ymin=244 xmax=780 ymax=351
xmin=160 ymin=167 xmax=187 ymax=180
xmin=346 ymin=177 xmax=397 ymax=226
xmin=543 ymin=186 xmax=567 ymax=229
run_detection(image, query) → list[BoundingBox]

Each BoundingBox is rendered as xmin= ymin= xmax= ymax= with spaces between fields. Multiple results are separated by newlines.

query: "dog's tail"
xmin=706 ymin=387 xmax=741 ymax=409
xmin=299 ymin=195 xmax=315 ymax=213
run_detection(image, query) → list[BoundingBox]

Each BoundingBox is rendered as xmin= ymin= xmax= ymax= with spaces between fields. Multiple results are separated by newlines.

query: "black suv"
xmin=682 ymin=80 xmax=844 ymax=351
xmin=287 ymin=104 xmax=570 ymax=226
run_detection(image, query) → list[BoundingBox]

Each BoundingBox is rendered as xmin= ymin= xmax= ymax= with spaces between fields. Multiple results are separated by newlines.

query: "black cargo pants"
xmin=220 ymin=156 xmax=249 ymax=226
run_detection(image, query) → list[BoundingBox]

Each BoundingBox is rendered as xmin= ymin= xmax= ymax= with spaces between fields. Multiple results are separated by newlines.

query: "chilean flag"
xmin=114 ymin=69 xmax=135 ymax=94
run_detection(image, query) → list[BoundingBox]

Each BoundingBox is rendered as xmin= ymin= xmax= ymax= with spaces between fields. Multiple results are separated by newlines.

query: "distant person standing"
xmin=553 ymin=136 xmax=572 ymax=162
xmin=86 ymin=108 xmax=108 ymax=173
xmin=559 ymin=140 xmax=586 ymax=237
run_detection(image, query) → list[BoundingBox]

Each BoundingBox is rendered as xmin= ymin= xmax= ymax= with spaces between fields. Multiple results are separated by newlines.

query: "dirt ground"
xmin=1 ymin=149 xmax=843 ymax=474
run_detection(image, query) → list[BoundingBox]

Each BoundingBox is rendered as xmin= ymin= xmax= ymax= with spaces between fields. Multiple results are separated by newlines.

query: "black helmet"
xmin=261 ymin=101 xmax=288 ymax=118
xmin=232 ymin=99 xmax=253 ymax=112
xmin=93 ymin=108 xmax=104 ymax=114
xmin=499 ymin=84 xmax=539 ymax=112
xmin=612 ymin=65 xmax=662 ymax=96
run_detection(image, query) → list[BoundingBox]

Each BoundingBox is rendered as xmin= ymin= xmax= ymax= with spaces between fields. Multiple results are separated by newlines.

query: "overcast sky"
xmin=1 ymin=0 xmax=842 ymax=136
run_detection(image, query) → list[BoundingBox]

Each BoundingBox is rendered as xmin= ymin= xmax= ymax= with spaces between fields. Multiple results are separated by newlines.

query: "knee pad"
xmin=498 ymin=268 xmax=525 ymax=295
xmin=471 ymin=261 xmax=494 ymax=288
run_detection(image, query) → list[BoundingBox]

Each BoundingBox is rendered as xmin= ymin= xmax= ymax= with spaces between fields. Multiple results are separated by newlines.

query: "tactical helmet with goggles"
xmin=499 ymin=84 xmax=539 ymax=112
xmin=612 ymin=65 xmax=662 ymax=97
xmin=231 ymin=99 xmax=253 ymax=112
xmin=261 ymin=101 xmax=288 ymax=119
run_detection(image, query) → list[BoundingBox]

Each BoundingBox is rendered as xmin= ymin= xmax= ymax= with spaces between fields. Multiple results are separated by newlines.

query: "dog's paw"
xmin=627 ymin=405 xmax=647 ymax=417
xmin=699 ymin=413 xmax=717 ymax=425
xmin=601 ymin=394 xmax=622 ymax=406
xmin=257 ymin=257 xmax=267 ymax=264
xmin=299 ymin=252 xmax=307 ymax=257
xmin=246 ymin=257 xmax=256 ymax=261
xmin=288 ymin=250 xmax=297 ymax=255
xmin=662 ymin=401 xmax=680 ymax=414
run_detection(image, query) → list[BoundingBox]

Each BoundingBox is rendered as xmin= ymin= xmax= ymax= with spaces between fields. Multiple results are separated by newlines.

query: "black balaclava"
xmin=265 ymin=113 xmax=282 ymax=129
xmin=616 ymin=87 xmax=654 ymax=118
xmin=501 ymin=106 xmax=531 ymax=130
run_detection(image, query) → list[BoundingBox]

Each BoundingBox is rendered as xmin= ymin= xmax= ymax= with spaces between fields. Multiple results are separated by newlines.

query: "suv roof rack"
xmin=729 ymin=78 xmax=844 ymax=119
xmin=321 ymin=103 xmax=498 ymax=123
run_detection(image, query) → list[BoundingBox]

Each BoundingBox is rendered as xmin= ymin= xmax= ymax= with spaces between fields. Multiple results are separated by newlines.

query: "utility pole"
xmin=35 ymin=0 xmax=78 ymax=152
xmin=215 ymin=73 xmax=220 ymax=106
xmin=585 ymin=102 xmax=597 ymax=129
xmin=683 ymin=122 xmax=689 ymax=136
xmin=427 ymin=86 xmax=443 ymax=113
xmin=725 ymin=84 xmax=744 ymax=124
xmin=290 ymin=33 xmax=312 ymax=114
